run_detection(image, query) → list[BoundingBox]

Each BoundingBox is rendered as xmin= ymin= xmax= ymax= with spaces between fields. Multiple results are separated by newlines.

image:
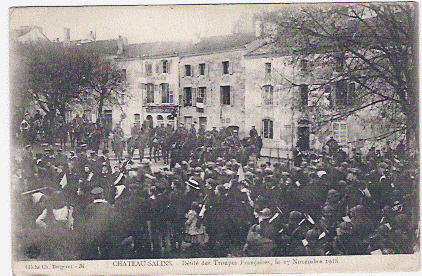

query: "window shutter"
xmin=207 ymin=63 xmax=210 ymax=76
xmin=191 ymin=66 xmax=194 ymax=77
xmin=182 ymin=88 xmax=186 ymax=106
xmin=168 ymin=60 xmax=172 ymax=74
xmin=230 ymin=86 xmax=234 ymax=107
xmin=192 ymin=88 xmax=197 ymax=107
xmin=154 ymin=84 xmax=159 ymax=103
xmin=155 ymin=62 xmax=160 ymax=74
xmin=220 ymin=87 xmax=223 ymax=105
xmin=206 ymin=87 xmax=211 ymax=106
xmin=170 ymin=84 xmax=176 ymax=103
xmin=230 ymin=60 xmax=234 ymax=74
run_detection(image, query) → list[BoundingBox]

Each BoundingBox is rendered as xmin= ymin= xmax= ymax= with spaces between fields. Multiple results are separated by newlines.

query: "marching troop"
xmin=12 ymin=112 xmax=419 ymax=260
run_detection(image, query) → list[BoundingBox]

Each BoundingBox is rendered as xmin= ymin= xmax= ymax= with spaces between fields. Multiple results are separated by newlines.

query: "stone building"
xmin=178 ymin=33 xmax=262 ymax=136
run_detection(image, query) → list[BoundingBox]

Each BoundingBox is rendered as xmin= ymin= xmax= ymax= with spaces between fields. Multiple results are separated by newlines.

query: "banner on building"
xmin=332 ymin=121 xmax=348 ymax=149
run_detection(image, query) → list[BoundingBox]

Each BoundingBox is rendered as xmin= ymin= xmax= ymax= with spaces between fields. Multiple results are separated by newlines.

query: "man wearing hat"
xmin=243 ymin=207 xmax=277 ymax=257
xmin=80 ymin=186 xmax=114 ymax=259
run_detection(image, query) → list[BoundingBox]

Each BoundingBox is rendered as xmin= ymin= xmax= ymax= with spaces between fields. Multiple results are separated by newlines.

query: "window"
xmin=262 ymin=119 xmax=273 ymax=139
xmin=120 ymin=92 xmax=126 ymax=104
xmin=145 ymin=62 xmax=153 ymax=76
xmin=199 ymin=63 xmax=206 ymax=75
xmin=121 ymin=69 xmax=127 ymax=79
xmin=222 ymin=61 xmax=229 ymax=74
xmin=185 ymin=65 xmax=192 ymax=76
xmin=220 ymin=86 xmax=231 ymax=105
xmin=162 ymin=60 xmax=169 ymax=74
xmin=160 ymin=83 xmax=170 ymax=103
xmin=263 ymin=85 xmax=274 ymax=105
xmin=197 ymin=87 xmax=206 ymax=104
xmin=300 ymin=84 xmax=308 ymax=107
xmin=265 ymin=62 xmax=271 ymax=74
xmin=199 ymin=117 xmax=207 ymax=130
xmin=146 ymin=83 xmax=154 ymax=104
xmin=184 ymin=87 xmax=192 ymax=107
xmin=134 ymin=113 xmax=140 ymax=124
xmin=334 ymin=80 xmax=356 ymax=107
xmin=184 ymin=116 xmax=193 ymax=128
xmin=348 ymin=82 xmax=356 ymax=106
xmin=157 ymin=115 xmax=164 ymax=125
xmin=335 ymin=80 xmax=347 ymax=107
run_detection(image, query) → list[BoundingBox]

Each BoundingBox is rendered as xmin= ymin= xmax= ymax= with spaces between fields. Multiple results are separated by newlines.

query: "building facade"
xmin=179 ymin=47 xmax=248 ymax=135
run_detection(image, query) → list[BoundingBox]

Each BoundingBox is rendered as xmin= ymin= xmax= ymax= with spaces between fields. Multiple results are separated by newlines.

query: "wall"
xmin=179 ymin=50 xmax=247 ymax=136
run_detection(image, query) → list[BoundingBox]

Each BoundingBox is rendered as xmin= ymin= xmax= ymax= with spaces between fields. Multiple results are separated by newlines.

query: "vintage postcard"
xmin=9 ymin=2 xmax=420 ymax=275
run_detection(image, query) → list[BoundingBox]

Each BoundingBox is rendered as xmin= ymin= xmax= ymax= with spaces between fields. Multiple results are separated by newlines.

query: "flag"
xmin=342 ymin=216 xmax=351 ymax=222
xmin=60 ymin=173 xmax=67 ymax=188
xmin=269 ymin=213 xmax=279 ymax=223
xmin=237 ymin=165 xmax=245 ymax=182
xmin=199 ymin=204 xmax=206 ymax=217
xmin=114 ymin=173 xmax=124 ymax=185
xmin=304 ymin=213 xmax=315 ymax=224
xmin=87 ymin=172 xmax=94 ymax=182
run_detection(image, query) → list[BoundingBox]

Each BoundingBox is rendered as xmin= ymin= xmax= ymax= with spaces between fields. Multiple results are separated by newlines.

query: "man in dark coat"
xmin=80 ymin=187 xmax=115 ymax=260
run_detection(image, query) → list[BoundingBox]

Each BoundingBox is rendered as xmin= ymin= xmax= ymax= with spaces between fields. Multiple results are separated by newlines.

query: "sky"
xmin=9 ymin=3 xmax=284 ymax=44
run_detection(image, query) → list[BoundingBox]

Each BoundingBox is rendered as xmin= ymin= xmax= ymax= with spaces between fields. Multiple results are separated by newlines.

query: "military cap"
xmin=25 ymin=145 xmax=31 ymax=149
xmin=289 ymin=211 xmax=303 ymax=222
xmin=327 ymin=189 xmax=339 ymax=198
xmin=306 ymin=229 xmax=320 ymax=241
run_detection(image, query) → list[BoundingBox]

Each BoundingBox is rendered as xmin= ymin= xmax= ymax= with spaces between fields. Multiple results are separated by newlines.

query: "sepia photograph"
xmin=9 ymin=2 xmax=420 ymax=275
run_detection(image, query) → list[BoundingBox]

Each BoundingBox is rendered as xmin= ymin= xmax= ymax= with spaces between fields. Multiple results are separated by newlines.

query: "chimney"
xmin=193 ymin=32 xmax=201 ymax=44
xmin=117 ymin=35 xmax=128 ymax=55
xmin=255 ymin=20 xmax=263 ymax=37
xmin=63 ymin=28 xmax=70 ymax=46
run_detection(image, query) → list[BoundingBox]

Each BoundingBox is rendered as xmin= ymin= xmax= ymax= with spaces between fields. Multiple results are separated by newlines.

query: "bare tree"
xmin=265 ymin=2 xmax=417 ymax=151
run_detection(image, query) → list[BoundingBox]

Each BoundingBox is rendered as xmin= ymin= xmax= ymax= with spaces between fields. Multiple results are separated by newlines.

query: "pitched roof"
xmin=72 ymin=39 xmax=119 ymax=55
xmin=118 ymin=32 xmax=258 ymax=59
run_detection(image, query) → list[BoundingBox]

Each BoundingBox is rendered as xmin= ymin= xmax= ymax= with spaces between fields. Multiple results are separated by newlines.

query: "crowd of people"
xmin=12 ymin=113 xmax=419 ymax=261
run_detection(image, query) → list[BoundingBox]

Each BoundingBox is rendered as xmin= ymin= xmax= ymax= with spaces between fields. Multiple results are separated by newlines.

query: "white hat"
xmin=32 ymin=192 xmax=44 ymax=204
xmin=317 ymin=171 xmax=327 ymax=178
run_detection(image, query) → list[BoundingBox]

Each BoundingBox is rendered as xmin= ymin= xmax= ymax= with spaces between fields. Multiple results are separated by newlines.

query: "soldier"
xmin=279 ymin=211 xmax=309 ymax=256
xmin=243 ymin=208 xmax=277 ymax=257
xmin=292 ymin=229 xmax=326 ymax=256
xmin=332 ymin=221 xmax=367 ymax=255
xmin=20 ymin=113 xmax=31 ymax=145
